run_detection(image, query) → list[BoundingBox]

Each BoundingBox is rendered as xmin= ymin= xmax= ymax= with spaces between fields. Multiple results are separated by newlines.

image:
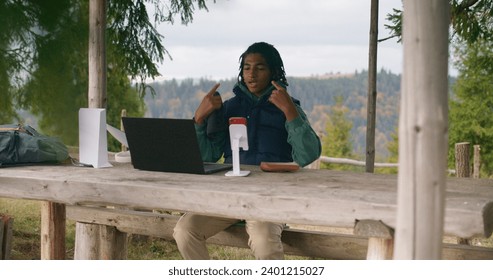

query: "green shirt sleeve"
xmin=195 ymin=122 xmax=226 ymax=163
xmin=285 ymin=105 xmax=322 ymax=167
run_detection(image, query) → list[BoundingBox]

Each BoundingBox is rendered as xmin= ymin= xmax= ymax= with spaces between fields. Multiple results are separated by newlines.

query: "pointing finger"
xmin=207 ymin=83 xmax=221 ymax=96
xmin=271 ymin=80 xmax=282 ymax=90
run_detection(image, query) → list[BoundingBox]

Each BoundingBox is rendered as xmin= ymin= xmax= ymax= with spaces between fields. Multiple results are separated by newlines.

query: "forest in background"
xmin=144 ymin=69 xmax=402 ymax=161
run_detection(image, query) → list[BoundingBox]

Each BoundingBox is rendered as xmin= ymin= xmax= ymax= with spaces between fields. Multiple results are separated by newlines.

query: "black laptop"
xmin=122 ymin=117 xmax=231 ymax=174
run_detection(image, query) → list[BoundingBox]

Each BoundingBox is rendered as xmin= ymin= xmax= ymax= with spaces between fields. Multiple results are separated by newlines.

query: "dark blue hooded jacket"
xmin=221 ymin=85 xmax=299 ymax=165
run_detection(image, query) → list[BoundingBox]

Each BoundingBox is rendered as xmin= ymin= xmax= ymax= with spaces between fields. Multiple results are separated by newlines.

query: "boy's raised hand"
xmin=269 ymin=81 xmax=299 ymax=121
xmin=194 ymin=83 xmax=222 ymax=125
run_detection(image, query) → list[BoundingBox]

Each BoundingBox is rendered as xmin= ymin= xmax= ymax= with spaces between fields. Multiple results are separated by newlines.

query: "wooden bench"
xmin=67 ymin=206 xmax=493 ymax=260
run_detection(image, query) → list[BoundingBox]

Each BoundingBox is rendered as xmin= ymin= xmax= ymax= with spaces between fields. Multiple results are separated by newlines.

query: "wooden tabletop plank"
xmin=1 ymin=163 xmax=492 ymax=238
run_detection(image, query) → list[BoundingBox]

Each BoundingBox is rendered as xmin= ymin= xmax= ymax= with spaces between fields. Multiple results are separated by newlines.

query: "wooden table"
xmin=1 ymin=162 xmax=493 ymax=258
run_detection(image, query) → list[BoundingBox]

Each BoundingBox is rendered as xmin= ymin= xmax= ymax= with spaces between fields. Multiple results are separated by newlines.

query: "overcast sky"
xmin=154 ymin=0 xmax=404 ymax=80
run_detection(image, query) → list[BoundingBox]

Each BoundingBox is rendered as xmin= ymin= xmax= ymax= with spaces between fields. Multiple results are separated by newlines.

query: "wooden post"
xmin=88 ymin=0 xmax=107 ymax=109
xmin=473 ymin=145 xmax=481 ymax=179
xmin=455 ymin=142 xmax=472 ymax=245
xmin=354 ymin=220 xmax=394 ymax=260
xmin=1 ymin=215 xmax=14 ymax=260
xmin=365 ymin=0 xmax=379 ymax=173
xmin=0 ymin=219 xmax=3 ymax=259
xmin=40 ymin=202 xmax=66 ymax=260
xmin=120 ymin=109 xmax=128 ymax=151
xmin=394 ymin=0 xmax=450 ymax=259
xmin=455 ymin=142 xmax=470 ymax=178
xmin=100 ymin=225 xmax=128 ymax=259
xmin=367 ymin=238 xmax=393 ymax=260
xmin=74 ymin=223 xmax=100 ymax=259
xmin=74 ymin=222 xmax=127 ymax=260
xmin=74 ymin=0 xmax=120 ymax=260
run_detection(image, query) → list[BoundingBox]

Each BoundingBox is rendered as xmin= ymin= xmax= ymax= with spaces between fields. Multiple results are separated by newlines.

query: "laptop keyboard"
xmin=203 ymin=162 xmax=232 ymax=173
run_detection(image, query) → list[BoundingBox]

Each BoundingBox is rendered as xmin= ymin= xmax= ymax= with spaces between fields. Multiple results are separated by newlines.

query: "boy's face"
xmin=242 ymin=53 xmax=272 ymax=97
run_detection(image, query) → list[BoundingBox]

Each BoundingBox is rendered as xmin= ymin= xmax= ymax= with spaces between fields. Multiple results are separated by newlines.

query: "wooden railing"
xmin=314 ymin=142 xmax=482 ymax=176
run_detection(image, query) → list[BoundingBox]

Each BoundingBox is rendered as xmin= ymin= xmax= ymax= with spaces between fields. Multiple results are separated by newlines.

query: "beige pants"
xmin=173 ymin=213 xmax=284 ymax=260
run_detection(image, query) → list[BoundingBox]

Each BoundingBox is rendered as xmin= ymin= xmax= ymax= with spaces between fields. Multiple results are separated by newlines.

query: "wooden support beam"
xmin=88 ymin=0 xmax=107 ymax=109
xmin=395 ymin=0 xmax=450 ymax=260
xmin=354 ymin=219 xmax=394 ymax=260
xmin=365 ymin=0 xmax=379 ymax=173
xmin=40 ymin=202 xmax=66 ymax=260
xmin=74 ymin=223 xmax=100 ymax=259
xmin=1 ymin=215 xmax=14 ymax=260
xmin=0 ymin=219 xmax=3 ymax=259
xmin=74 ymin=222 xmax=127 ymax=260
xmin=77 ymin=0 xmax=111 ymax=260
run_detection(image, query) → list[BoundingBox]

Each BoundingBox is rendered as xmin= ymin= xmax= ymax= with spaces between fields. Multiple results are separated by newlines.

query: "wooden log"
xmin=455 ymin=142 xmax=470 ymax=178
xmin=395 ymin=0 xmax=450 ymax=259
xmin=74 ymin=222 xmax=127 ymax=260
xmin=74 ymin=222 xmax=100 ymax=259
xmin=40 ymin=201 xmax=66 ymax=260
xmin=88 ymin=0 xmax=107 ymax=108
xmin=0 ymin=219 xmax=3 ymax=259
xmin=354 ymin=219 xmax=394 ymax=239
xmin=320 ymin=156 xmax=398 ymax=168
xmin=0 ymin=215 xmax=14 ymax=260
xmin=483 ymin=202 xmax=493 ymax=238
xmin=473 ymin=145 xmax=481 ymax=179
xmin=442 ymin=243 xmax=493 ymax=260
xmin=455 ymin=143 xmax=472 ymax=245
xmin=367 ymin=238 xmax=393 ymax=260
xmin=120 ymin=109 xmax=127 ymax=151
xmin=365 ymin=0 xmax=379 ymax=173
xmin=1 ymin=215 xmax=13 ymax=260
xmin=99 ymin=225 xmax=127 ymax=260
xmin=354 ymin=220 xmax=394 ymax=260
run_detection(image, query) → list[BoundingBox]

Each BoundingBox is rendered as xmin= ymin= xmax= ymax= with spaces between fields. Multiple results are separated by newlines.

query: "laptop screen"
xmin=122 ymin=117 xmax=229 ymax=174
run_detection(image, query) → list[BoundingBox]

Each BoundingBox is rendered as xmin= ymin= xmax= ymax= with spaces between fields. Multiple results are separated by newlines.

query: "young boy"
xmin=173 ymin=42 xmax=321 ymax=260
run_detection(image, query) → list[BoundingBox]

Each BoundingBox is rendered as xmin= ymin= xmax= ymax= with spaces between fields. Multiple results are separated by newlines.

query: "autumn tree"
xmin=321 ymin=97 xmax=355 ymax=171
xmin=378 ymin=126 xmax=399 ymax=174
